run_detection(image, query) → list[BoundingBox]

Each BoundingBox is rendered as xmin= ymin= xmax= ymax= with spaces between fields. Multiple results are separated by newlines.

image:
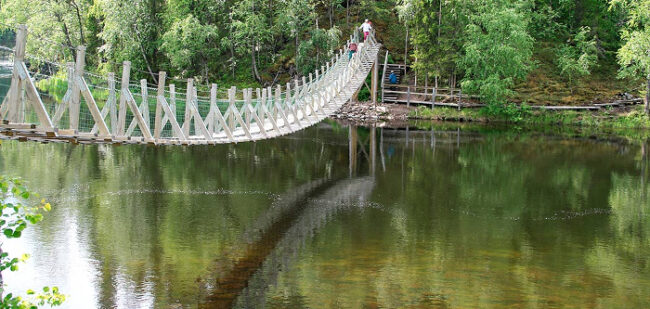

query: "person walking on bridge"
xmin=359 ymin=19 xmax=373 ymax=42
xmin=348 ymin=41 xmax=358 ymax=60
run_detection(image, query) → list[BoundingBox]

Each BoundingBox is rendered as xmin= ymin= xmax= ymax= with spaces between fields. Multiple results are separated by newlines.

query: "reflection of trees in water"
xmin=2 ymin=125 xmax=650 ymax=308
xmin=595 ymin=139 xmax=650 ymax=308
xmin=0 ymin=124 xmax=352 ymax=309
xmin=284 ymin=127 xmax=650 ymax=308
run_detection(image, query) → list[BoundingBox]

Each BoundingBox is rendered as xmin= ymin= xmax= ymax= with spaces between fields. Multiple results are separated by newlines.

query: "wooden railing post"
xmin=209 ymin=83 xmax=217 ymax=134
xmin=3 ymin=24 xmax=27 ymax=122
xmin=432 ymin=87 xmax=436 ymax=110
xmin=275 ymin=85 xmax=281 ymax=122
xmin=154 ymin=71 xmax=166 ymax=139
xmin=228 ymin=86 xmax=236 ymax=132
xmin=108 ymin=72 xmax=118 ymax=134
xmin=381 ymin=51 xmax=388 ymax=103
xmin=69 ymin=46 xmax=85 ymax=130
xmin=256 ymin=88 xmax=263 ymax=122
xmin=183 ymin=78 xmax=193 ymax=137
xmin=118 ymin=61 xmax=131 ymax=136
xmin=244 ymin=88 xmax=251 ymax=129
xmin=140 ymin=79 xmax=149 ymax=126
xmin=407 ymin=86 xmax=411 ymax=107
xmin=170 ymin=84 xmax=176 ymax=119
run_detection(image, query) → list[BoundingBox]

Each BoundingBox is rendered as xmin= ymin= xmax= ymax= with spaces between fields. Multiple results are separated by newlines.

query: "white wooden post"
xmin=51 ymin=63 xmax=74 ymax=126
xmin=118 ymin=61 xmax=131 ymax=136
xmin=275 ymin=85 xmax=281 ymax=123
xmin=208 ymin=83 xmax=217 ymax=134
xmin=154 ymin=71 xmax=166 ymax=139
xmin=140 ymin=79 xmax=149 ymax=126
xmin=182 ymin=78 xmax=193 ymax=137
xmin=108 ymin=73 xmax=118 ymax=134
xmin=69 ymin=46 xmax=85 ymax=130
xmin=244 ymin=88 xmax=251 ymax=129
xmin=3 ymin=25 xmax=54 ymax=131
xmin=228 ymin=86 xmax=236 ymax=132
xmin=3 ymin=25 xmax=27 ymax=122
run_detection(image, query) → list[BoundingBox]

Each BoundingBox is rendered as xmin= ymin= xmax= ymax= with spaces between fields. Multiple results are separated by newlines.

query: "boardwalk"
xmin=0 ymin=25 xmax=380 ymax=145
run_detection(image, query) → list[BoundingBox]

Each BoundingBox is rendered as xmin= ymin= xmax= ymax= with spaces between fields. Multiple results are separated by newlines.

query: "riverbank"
xmin=337 ymin=100 xmax=650 ymax=129
xmin=410 ymin=104 xmax=650 ymax=129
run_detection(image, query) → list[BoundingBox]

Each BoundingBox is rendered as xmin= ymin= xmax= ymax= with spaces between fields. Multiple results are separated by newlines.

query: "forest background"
xmin=0 ymin=0 xmax=648 ymax=109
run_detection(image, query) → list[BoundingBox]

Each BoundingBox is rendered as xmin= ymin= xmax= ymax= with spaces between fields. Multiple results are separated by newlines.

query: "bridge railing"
xmin=0 ymin=24 xmax=380 ymax=145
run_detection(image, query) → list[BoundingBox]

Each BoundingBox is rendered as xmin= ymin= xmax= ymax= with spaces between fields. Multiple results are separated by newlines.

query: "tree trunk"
xmin=346 ymin=0 xmax=350 ymax=28
xmin=251 ymin=41 xmax=262 ymax=82
xmin=329 ymin=2 xmax=333 ymax=28
xmin=438 ymin=0 xmax=442 ymax=40
xmin=404 ymin=26 xmax=408 ymax=67
xmin=645 ymin=74 xmax=650 ymax=115
xmin=138 ymin=39 xmax=158 ymax=84
xmin=295 ymin=34 xmax=299 ymax=74
xmin=67 ymin=0 xmax=85 ymax=45
xmin=436 ymin=0 xmax=442 ymax=88
xmin=55 ymin=13 xmax=76 ymax=59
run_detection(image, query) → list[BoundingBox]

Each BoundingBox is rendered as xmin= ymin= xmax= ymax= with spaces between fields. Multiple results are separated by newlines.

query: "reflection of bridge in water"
xmin=0 ymin=25 xmax=381 ymax=145
xmin=200 ymin=177 xmax=376 ymax=308
xmin=198 ymin=124 xmax=486 ymax=307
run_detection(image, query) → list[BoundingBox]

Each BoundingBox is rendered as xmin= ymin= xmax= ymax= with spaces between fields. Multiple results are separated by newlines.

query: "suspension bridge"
xmin=0 ymin=25 xmax=381 ymax=145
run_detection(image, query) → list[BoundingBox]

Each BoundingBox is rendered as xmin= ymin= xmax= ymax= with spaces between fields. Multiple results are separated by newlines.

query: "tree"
xmin=611 ymin=0 xmax=650 ymax=114
xmin=296 ymin=27 xmax=341 ymax=75
xmin=458 ymin=0 xmax=534 ymax=107
xmin=0 ymin=0 xmax=89 ymax=61
xmin=161 ymin=15 xmax=219 ymax=80
xmin=231 ymin=0 xmax=274 ymax=82
xmin=0 ymin=176 xmax=65 ymax=308
xmin=556 ymin=26 xmax=598 ymax=94
xmin=275 ymin=0 xmax=316 ymax=76
xmin=97 ymin=0 xmax=162 ymax=82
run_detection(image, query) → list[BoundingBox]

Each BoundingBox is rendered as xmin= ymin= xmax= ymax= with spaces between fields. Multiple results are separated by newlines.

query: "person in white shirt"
xmin=359 ymin=19 xmax=373 ymax=41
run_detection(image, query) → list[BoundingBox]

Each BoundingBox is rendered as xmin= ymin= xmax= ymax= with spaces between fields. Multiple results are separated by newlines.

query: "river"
xmin=0 ymin=121 xmax=649 ymax=308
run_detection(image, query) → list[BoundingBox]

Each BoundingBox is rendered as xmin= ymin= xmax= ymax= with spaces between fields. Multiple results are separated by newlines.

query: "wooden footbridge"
xmin=0 ymin=25 xmax=381 ymax=145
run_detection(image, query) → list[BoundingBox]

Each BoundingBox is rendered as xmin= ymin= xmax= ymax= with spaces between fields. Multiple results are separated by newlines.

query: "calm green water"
xmin=1 ymin=122 xmax=649 ymax=308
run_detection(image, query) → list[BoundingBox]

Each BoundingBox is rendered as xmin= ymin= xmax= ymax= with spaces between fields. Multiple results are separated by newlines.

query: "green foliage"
xmin=0 ymin=0 xmax=640 ymax=105
xmin=297 ymin=27 xmax=341 ymax=75
xmin=412 ymin=104 xmax=650 ymax=129
xmin=161 ymin=15 xmax=219 ymax=77
xmin=556 ymin=27 xmax=598 ymax=93
xmin=611 ymin=0 xmax=650 ymax=79
xmin=480 ymin=102 xmax=532 ymax=122
xmin=35 ymin=71 xmax=69 ymax=103
xmin=0 ymin=176 xmax=65 ymax=309
xmin=459 ymin=1 xmax=534 ymax=106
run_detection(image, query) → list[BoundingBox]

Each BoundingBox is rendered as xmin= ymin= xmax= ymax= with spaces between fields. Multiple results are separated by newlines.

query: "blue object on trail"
xmin=389 ymin=72 xmax=397 ymax=84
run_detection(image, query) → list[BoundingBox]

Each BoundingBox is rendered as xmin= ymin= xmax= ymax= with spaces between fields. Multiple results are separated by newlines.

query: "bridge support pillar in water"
xmin=371 ymin=51 xmax=378 ymax=106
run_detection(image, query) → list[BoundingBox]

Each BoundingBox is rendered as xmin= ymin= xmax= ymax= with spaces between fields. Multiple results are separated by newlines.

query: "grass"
xmin=511 ymin=42 xmax=641 ymax=105
xmin=410 ymin=105 xmax=650 ymax=130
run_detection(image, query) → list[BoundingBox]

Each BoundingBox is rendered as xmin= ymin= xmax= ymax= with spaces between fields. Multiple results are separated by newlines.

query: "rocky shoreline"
xmin=331 ymin=101 xmax=410 ymax=122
